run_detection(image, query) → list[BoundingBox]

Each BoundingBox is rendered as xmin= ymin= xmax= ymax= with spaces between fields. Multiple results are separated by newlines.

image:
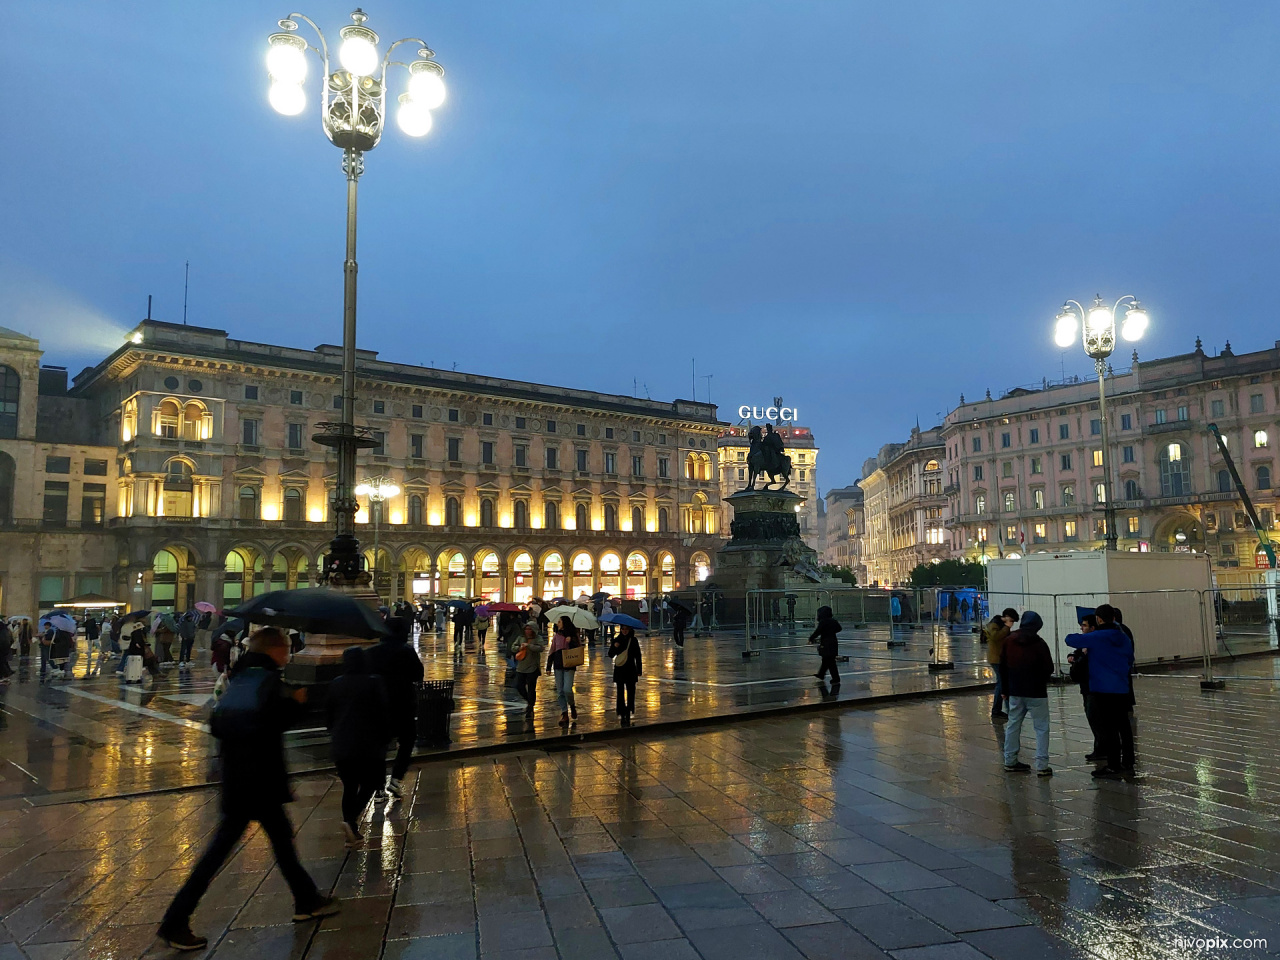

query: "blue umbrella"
xmin=600 ymin=612 xmax=646 ymax=630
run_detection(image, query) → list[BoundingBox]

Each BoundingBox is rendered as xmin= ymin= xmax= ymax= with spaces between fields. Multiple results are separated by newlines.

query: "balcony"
xmin=1145 ymin=419 xmax=1193 ymax=436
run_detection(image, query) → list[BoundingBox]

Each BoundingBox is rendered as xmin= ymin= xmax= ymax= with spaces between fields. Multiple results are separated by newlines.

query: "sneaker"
xmin=157 ymin=923 xmax=208 ymax=950
xmin=385 ymin=777 xmax=403 ymax=800
xmin=293 ymin=895 xmax=341 ymax=922
xmin=341 ymin=822 xmax=361 ymax=848
xmin=1003 ymin=762 xmax=1031 ymax=772
xmin=1092 ymin=766 xmax=1122 ymax=779
xmin=1037 ymin=767 xmax=1054 ymax=777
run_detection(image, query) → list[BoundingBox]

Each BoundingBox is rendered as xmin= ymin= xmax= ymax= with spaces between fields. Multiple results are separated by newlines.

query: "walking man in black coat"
xmin=809 ymin=605 xmax=842 ymax=687
xmin=365 ymin=616 xmax=424 ymax=800
xmin=326 ymin=646 xmax=391 ymax=847
xmin=158 ymin=628 xmax=338 ymax=950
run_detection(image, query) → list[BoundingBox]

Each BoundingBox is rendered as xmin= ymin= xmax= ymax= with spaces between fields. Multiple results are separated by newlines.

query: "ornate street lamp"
xmin=266 ymin=9 xmax=445 ymax=589
xmin=355 ymin=476 xmax=401 ymax=594
xmin=1053 ymin=295 xmax=1149 ymax=551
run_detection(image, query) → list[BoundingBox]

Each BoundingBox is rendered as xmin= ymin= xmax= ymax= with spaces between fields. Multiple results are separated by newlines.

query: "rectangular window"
xmin=632 ymin=455 xmax=644 ymax=477
xmin=658 ymin=456 xmax=670 ymax=478
xmin=605 ymin=427 xmax=614 ymax=440
xmin=43 ymin=480 xmax=69 ymax=524
xmin=1092 ymin=449 xmax=1103 ymax=468
xmin=1128 ymin=516 xmax=1140 ymax=534
xmin=1211 ymin=400 xmax=1225 ymax=418
xmin=972 ymin=437 xmax=982 ymax=452
xmin=448 ymin=408 xmax=459 ymax=422
xmin=45 ymin=456 xmax=71 ymax=474
xmin=481 ymin=441 xmax=494 ymax=464
xmin=410 ymin=434 xmax=424 ymax=459
xmin=1003 ymin=491 xmax=1015 ymax=511
xmin=1002 ymin=461 xmax=1013 ymax=478
xmin=1122 ymin=446 xmax=1134 ymax=463
xmin=737 ymin=468 xmax=745 ymax=481
xmin=1030 ymin=457 xmax=1042 ymax=475
xmin=1059 ymin=424 xmax=1070 ymax=440
xmin=1094 ymin=482 xmax=1107 ymax=503
xmin=604 ymin=452 xmax=617 ymax=475
xmin=658 ymin=433 xmax=667 ymax=445
xmin=515 ymin=444 xmax=527 ymax=467
xmin=242 ymin=419 xmax=259 ymax=446
xmin=515 ymin=416 xmax=526 ymax=429
xmin=82 ymin=483 xmax=106 ymax=526
xmin=244 ymin=385 xmax=258 ymax=401
xmin=39 ymin=575 xmax=64 ymax=606
xmin=1033 ymin=522 xmax=1046 ymax=541
xmin=287 ymin=422 xmax=305 ymax=449
xmin=1062 ymin=484 xmax=1075 ymax=506
xmin=447 ymin=437 xmax=461 ymax=462
xmin=1177 ymin=405 xmax=1189 ymax=421
xmin=1120 ymin=413 xmax=1132 ymax=430
xmin=290 ymin=390 xmax=303 ymax=405
xmin=1001 ymin=432 xmax=1011 ymax=448
xmin=333 ymin=395 xmax=343 ymax=409
xmin=1090 ymin=419 xmax=1101 ymax=436
xmin=1060 ymin=453 xmax=1073 ymax=471
xmin=1252 ymin=394 xmax=1265 ymax=414
xmin=576 ymin=449 xmax=589 ymax=472
xmin=373 ymin=400 xmax=385 ymax=414
xmin=1029 ymin=428 xmax=1040 ymax=444
xmin=1155 ymin=409 xmax=1167 ymax=424
xmin=973 ymin=465 xmax=984 ymax=481
xmin=1064 ymin=520 xmax=1077 ymax=540
xmin=483 ymin=413 xmax=493 ymax=426
xmin=632 ymin=431 xmax=641 ymax=443
xmin=545 ymin=447 xmax=558 ymax=469
xmin=546 ymin=420 xmax=557 ymax=434
xmin=799 ymin=469 xmax=807 ymax=481
xmin=412 ymin=404 xmax=424 ymax=419
xmin=1033 ymin=489 xmax=1044 ymax=509
xmin=371 ymin=431 xmax=386 ymax=456
xmin=84 ymin=458 xmax=108 ymax=476
xmin=576 ymin=423 xmax=586 ymax=436
xmin=1006 ymin=524 xmax=1017 ymax=542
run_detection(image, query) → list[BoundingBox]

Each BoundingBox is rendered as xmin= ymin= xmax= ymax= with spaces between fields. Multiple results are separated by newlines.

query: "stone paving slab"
xmin=0 ymin=665 xmax=1278 ymax=957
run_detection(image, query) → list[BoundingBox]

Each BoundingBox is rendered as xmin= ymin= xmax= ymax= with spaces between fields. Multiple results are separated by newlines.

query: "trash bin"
xmin=416 ymin=679 xmax=455 ymax=747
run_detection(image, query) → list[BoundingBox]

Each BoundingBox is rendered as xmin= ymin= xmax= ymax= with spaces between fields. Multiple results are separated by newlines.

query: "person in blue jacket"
xmin=1065 ymin=603 xmax=1134 ymax=777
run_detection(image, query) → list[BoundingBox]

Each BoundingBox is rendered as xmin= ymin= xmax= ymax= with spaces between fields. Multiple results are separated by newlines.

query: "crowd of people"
xmin=985 ymin=602 xmax=1137 ymax=778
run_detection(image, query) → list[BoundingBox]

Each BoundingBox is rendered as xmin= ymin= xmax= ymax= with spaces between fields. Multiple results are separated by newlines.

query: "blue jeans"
xmin=1003 ymin=696 xmax=1050 ymax=770
xmin=554 ymin=667 xmax=576 ymax=712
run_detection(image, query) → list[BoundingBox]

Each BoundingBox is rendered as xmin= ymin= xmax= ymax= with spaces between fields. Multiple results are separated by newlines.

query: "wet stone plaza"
xmin=0 ymin=639 xmax=1279 ymax=957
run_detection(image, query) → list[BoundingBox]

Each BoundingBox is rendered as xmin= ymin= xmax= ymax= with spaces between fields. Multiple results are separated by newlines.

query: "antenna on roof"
xmin=183 ymin=261 xmax=190 ymax=325
xmin=146 ymin=295 xmax=152 ymax=320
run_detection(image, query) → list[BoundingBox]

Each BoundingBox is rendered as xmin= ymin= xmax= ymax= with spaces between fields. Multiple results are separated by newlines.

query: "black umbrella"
xmin=590 ymin=591 xmax=611 ymax=601
xmin=666 ymin=599 xmax=693 ymax=615
xmin=213 ymin=618 xmax=246 ymax=638
xmin=119 ymin=609 xmax=152 ymax=624
xmin=229 ymin=588 xmax=390 ymax=639
xmin=445 ymin=599 xmax=472 ymax=609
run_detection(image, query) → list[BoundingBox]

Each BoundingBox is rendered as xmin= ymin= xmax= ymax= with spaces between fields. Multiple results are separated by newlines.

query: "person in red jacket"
xmin=1000 ymin=611 xmax=1056 ymax=777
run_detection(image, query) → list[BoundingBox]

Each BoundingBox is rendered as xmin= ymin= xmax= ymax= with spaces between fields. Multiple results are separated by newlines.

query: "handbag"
xmin=514 ymin=643 xmax=528 ymax=661
xmin=560 ymin=642 xmax=585 ymax=669
xmin=612 ymin=642 xmax=629 ymax=668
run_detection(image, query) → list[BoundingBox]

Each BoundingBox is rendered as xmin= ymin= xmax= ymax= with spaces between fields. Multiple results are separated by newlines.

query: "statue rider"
xmin=762 ymin=424 xmax=785 ymax=476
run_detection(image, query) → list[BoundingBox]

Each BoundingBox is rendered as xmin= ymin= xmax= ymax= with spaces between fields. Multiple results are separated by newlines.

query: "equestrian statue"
xmin=745 ymin=424 xmax=792 ymax=491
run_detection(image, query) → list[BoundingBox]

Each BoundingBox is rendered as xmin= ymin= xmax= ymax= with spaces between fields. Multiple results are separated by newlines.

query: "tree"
xmin=820 ymin=564 xmax=857 ymax=586
xmin=908 ymin=559 xmax=986 ymax=587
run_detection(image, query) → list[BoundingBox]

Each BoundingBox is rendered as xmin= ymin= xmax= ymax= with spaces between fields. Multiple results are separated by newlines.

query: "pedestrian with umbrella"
xmin=157 ymin=628 xmax=339 ymax=949
xmin=153 ymin=611 xmax=178 ymax=669
xmin=607 ymin=624 xmax=643 ymax=726
xmin=326 ymin=646 xmax=391 ymax=847
xmin=548 ymin=615 xmax=582 ymax=726
xmin=364 ymin=616 xmax=424 ymax=800
xmin=475 ymin=603 xmax=491 ymax=651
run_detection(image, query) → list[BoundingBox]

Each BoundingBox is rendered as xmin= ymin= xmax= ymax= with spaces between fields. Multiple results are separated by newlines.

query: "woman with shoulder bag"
xmin=607 ymin=625 xmax=642 ymax=726
xmin=548 ymin=616 xmax=582 ymax=727
xmin=512 ymin=622 xmax=545 ymax=718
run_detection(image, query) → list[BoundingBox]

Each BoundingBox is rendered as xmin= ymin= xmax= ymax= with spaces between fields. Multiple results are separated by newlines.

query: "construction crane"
xmin=1207 ymin=422 xmax=1277 ymax=568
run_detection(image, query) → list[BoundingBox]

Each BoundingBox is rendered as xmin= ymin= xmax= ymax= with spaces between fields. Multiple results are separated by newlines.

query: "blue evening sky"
xmin=4 ymin=1 xmax=1280 ymax=486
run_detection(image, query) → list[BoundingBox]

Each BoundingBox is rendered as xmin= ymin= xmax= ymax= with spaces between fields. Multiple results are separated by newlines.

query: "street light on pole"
xmin=1053 ymin=295 xmax=1149 ymax=551
xmin=266 ymin=9 xmax=445 ymax=589
xmin=355 ymin=477 xmax=401 ymax=595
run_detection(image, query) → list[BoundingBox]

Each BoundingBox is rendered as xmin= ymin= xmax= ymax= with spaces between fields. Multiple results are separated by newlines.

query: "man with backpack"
xmin=365 ymin=617 xmax=423 ymax=800
xmin=157 ymin=628 xmax=339 ymax=950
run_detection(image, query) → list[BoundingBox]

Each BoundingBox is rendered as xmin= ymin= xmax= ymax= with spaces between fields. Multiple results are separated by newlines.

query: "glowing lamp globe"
xmin=1086 ymin=304 xmax=1113 ymax=336
xmin=266 ymin=37 xmax=307 ymax=84
xmin=269 ymin=81 xmax=306 ymax=116
xmin=397 ymin=94 xmax=433 ymax=137
xmin=339 ymin=25 xmax=379 ymax=77
xmin=408 ymin=61 xmax=446 ymax=108
xmin=1121 ymin=304 xmax=1148 ymax=342
xmin=1053 ymin=311 xmax=1077 ymax=348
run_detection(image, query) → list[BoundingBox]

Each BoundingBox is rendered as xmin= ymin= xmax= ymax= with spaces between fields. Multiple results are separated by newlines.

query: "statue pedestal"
xmin=715 ymin=489 xmax=824 ymax=594
xmin=284 ymin=578 xmax=383 ymax=691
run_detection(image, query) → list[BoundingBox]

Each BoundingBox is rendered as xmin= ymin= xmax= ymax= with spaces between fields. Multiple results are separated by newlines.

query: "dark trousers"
xmin=390 ymin=717 xmax=415 ymax=781
xmin=1082 ymin=690 xmax=1102 ymax=754
xmin=179 ymin=637 xmax=194 ymax=662
xmin=337 ymin=757 xmax=383 ymax=827
xmin=616 ymin=678 xmax=636 ymax=717
xmin=817 ymin=654 xmax=840 ymax=684
xmin=163 ymin=803 xmax=319 ymax=927
xmin=515 ymin=672 xmax=537 ymax=708
xmin=672 ymin=623 xmax=685 ymax=647
xmin=158 ymin=639 xmax=173 ymax=664
xmin=1090 ymin=692 xmax=1135 ymax=767
xmin=453 ymin=623 xmax=464 ymax=644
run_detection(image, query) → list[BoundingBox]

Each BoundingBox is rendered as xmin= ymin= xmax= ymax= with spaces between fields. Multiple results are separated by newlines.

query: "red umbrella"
xmin=485 ymin=602 xmax=522 ymax=612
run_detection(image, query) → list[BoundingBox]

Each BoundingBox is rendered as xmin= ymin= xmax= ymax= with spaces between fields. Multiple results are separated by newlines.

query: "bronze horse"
xmin=745 ymin=425 xmax=792 ymax=491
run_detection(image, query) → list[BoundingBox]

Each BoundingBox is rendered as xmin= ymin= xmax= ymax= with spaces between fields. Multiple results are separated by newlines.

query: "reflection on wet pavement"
xmin=0 ymin=654 xmax=1278 ymax=957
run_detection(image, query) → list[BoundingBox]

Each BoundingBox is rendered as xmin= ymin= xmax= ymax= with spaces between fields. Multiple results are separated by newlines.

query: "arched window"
xmin=1259 ymin=466 xmax=1272 ymax=490
xmin=480 ymin=497 xmax=495 ymax=528
xmin=1218 ymin=469 xmax=1232 ymax=494
xmin=156 ymin=398 xmax=181 ymax=438
xmin=924 ymin=459 xmax=940 ymax=472
xmin=1159 ymin=443 xmax=1191 ymax=497
xmin=284 ymin=488 xmax=303 ymax=521
xmin=0 ymin=365 xmax=18 ymax=439
xmin=0 ymin=452 xmax=12 ymax=521
xmin=632 ymin=506 xmax=644 ymax=532
xmin=685 ymin=453 xmax=698 ymax=480
xmin=514 ymin=500 xmax=528 ymax=529
xmin=658 ymin=507 xmax=669 ymax=533
xmin=408 ymin=494 xmax=424 ymax=525
xmin=445 ymin=496 xmax=460 ymax=526
xmin=575 ymin=502 xmax=589 ymax=531
xmin=238 ymin=485 xmax=259 ymax=520
xmin=604 ymin=504 xmax=617 ymax=531
xmin=1124 ymin=479 xmax=1139 ymax=501
xmin=544 ymin=500 xmax=559 ymax=530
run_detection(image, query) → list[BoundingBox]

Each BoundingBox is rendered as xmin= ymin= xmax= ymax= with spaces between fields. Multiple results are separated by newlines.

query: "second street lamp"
xmin=265 ymin=8 xmax=446 ymax=592
xmin=1053 ymin=295 xmax=1149 ymax=551
xmin=355 ymin=477 xmax=400 ymax=595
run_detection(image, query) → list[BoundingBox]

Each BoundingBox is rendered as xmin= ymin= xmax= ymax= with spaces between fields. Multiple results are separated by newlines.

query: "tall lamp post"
xmin=1054 ymin=296 xmax=1149 ymax=551
xmin=265 ymin=9 xmax=446 ymax=589
xmin=355 ymin=476 xmax=401 ymax=595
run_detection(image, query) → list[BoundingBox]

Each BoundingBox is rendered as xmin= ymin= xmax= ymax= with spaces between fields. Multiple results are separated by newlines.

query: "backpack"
xmin=210 ymin=667 xmax=273 ymax=741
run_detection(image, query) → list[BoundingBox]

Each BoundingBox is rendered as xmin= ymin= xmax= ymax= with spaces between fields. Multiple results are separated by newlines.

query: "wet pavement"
xmin=1 ymin=660 xmax=1279 ymax=957
xmin=0 ymin=625 xmax=994 ymax=804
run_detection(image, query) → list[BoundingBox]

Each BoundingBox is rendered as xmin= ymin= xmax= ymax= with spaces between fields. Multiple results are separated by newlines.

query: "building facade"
xmin=0 ymin=320 xmax=726 ymax=616
xmin=859 ymin=427 xmax=949 ymax=586
xmin=822 ymin=483 xmax=865 ymax=582
xmin=942 ymin=339 xmax=1280 ymax=587
xmin=716 ymin=425 xmax=820 ymax=551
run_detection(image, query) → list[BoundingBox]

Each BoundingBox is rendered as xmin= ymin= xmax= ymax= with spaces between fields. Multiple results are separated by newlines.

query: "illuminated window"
xmin=975 ymin=494 xmax=986 ymax=513
xmin=1094 ymin=482 xmax=1106 ymax=503
xmin=1127 ymin=516 xmax=1140 ymax=534
xmin=1064 ymin=520 xmax=1077 ymax=540
xmin=1256 ymin=430 xmax=1269 ymax=448
xmin=1003 ymin=491 xmax=1015 ymax=511
xmin=1160 ymin=443 xmax=1190 ymax=496
xmin=1092 ymin=449 xmax=1103 ymax=468
xmin=1033 ymin=489 xmax=1044 ymax=509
